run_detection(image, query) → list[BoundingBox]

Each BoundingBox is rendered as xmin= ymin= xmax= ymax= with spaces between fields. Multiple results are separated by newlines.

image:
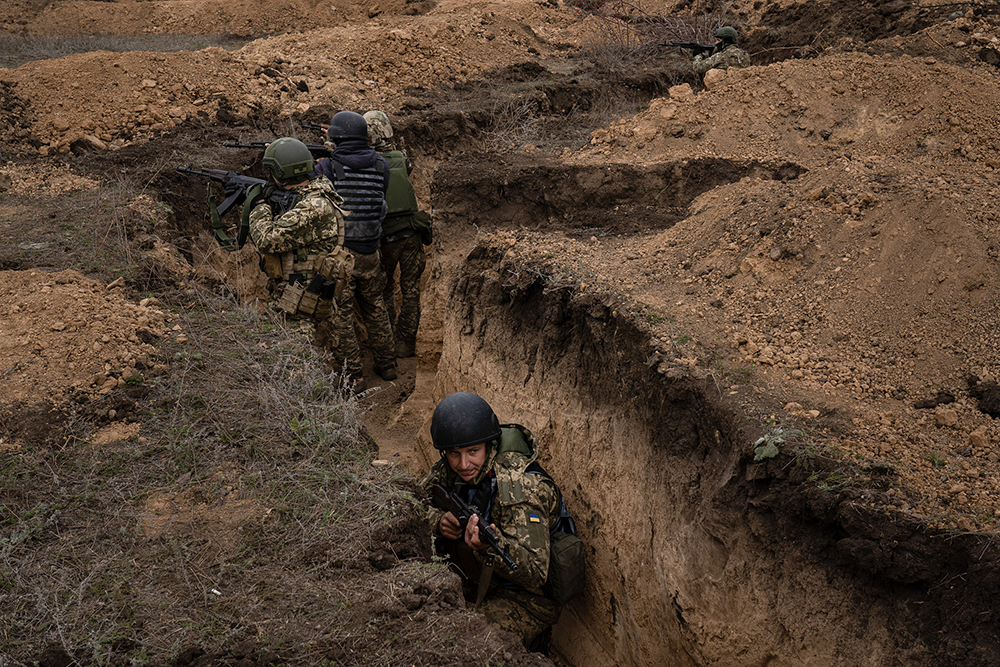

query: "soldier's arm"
xmin=419 ymin=463 xmax=452 ymax=538
xmin=693 ymin=50 xmax=723 ymax=75
xmin=250 ymin=190 xmax=340 ymax=254
xmin=476 ymin=474 xmax=559 ymax=590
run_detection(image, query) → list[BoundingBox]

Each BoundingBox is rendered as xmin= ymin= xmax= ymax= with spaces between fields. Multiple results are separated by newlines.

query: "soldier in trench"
xmin=363 ymin=110 xmax=432 ymax=359
xmin=693 ymin=26 xmax=751 ymax=76
xmin=420 ymin=392 xmax=584 ymax=654
xmin=244 ymin=137 xmax=351 ymax=356
xmin=314 ymin=110 xmax=398 ymax=391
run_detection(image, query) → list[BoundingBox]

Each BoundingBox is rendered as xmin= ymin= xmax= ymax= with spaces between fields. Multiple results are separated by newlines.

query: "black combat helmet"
xmin=327 ymin=111 xmax=368 ymax=142
xmin=715 ymin=26 xmax=739 ymax=45
xmin=262 ymin=137 xmax=314 ymax=184
xmin=430 ymin=392 xmax=503 ymax=451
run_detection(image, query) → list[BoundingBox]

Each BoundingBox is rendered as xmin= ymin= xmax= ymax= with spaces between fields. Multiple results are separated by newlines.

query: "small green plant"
xmin=924 ymin=451 xmax=948 ymax=468
xmin=813 ymin=472 xmax=851 ymax=494
xmin=753 ymin=427 xmax=804 ymax=461
xmin=677 ymin=334 xmax=692 ymax=345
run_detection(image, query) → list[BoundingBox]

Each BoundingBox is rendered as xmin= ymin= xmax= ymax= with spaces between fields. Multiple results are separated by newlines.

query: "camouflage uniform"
xmin=248 ymin=175 xmax=345 ymax=343
xmin=315 ymin=132 xmax=396 ymax=381
xmin=420 ymin=424 xmax=562 ymax=647
xmin=323 ymin=250 xmax=396 ymax=379
xmin=693 ymin=44 xmax=750 ymax=75
xmin=380 ymin=233 xmax=425 ymax=353
xmin=366 ymin=110 xmax=429 ymax=358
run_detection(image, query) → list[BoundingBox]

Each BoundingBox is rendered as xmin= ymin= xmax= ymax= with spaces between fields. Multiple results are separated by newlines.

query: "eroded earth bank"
xmin=4 ymin=0 xmax=1000 ymax=665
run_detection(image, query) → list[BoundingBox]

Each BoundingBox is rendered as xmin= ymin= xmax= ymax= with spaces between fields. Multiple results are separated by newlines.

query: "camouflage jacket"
xmin=420 ymin=424 xmax=560 ymax=595
xmin=248 ymin=175 xmax=345 ymax=256
xmin=693 ymin=44 xmax=750 ymax=75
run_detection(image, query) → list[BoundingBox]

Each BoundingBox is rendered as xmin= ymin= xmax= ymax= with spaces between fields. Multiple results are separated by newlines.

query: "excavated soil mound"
xmin=5 ymin=0 xmax=1000 ymax=664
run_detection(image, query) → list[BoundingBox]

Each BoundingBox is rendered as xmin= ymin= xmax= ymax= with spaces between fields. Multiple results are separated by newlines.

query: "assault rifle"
xmin=175 ymin=165 xmax=299 ymax=252
xmin=223 ymin=140 xmax=333 ymax=160
xmin=660 ymin=41 xmax=717 ymax=57
xmin=297 ymin=121 xmax=328 ymax=134
xmin=431 ymin=483 xmax=519 ymax=572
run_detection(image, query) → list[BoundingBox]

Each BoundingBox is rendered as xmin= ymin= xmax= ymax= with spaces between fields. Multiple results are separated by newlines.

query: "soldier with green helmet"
xmin=245 ymin=137 xmax=353 ymax=370
xmin=693 ymin=26 xmax=750 ymax=75
xmin=420 ymin=392 xmax=582 ymax=654
xmin=364 ymin=110 xmax=431 ymax=359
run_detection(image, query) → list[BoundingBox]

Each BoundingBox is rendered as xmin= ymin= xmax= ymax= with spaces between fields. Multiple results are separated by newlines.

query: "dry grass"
xmin=0 ymin=288 xmax=517 ymax=665
xmin=577 ymin=0 xmax=743 ymax=70
xmin=482 ymin=91 xmax=543 ymax=152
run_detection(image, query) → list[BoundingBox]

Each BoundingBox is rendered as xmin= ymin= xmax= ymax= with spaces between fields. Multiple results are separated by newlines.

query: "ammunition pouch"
xmin=274 ymin=249 xmax=354 ymax=319
xmin=413 ymin=210 xmax=433 ymax=246
xmin=320 ymin=248 xmax=355 ymax=303
xmin=261 ymin=253 xmax=283 ymax=279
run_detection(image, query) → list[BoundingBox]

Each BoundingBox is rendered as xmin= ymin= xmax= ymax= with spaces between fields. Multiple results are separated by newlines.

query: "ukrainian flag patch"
xmin=529 ymin=514 xmax=541 ymax=523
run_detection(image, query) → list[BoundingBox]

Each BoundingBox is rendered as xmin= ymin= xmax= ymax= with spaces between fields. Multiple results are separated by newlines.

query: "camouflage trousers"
xmin=322 ymin=250 xmax=396 ymax=378
xmin=380 ymin=232 xmax=426 ymax=346
xmin=480 ymin=585 xmax=561 ymax=648
xmin=439 ymin=538 xmax=560 ymax=649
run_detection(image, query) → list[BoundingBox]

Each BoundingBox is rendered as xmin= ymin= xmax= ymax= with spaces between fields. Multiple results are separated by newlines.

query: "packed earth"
xmin=4 ymin=0 xmax=1000 ymax=665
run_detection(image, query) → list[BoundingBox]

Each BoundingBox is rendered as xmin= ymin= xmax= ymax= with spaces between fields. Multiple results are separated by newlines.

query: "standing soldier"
xmin=694 ymin=26 xmax=750 ymax=75
xmin=245 ymin=137 xmax=351 ymax=353
xmin=364 ymin=110 xmax=431 ymax=359
xmin=315 ymin=111 xmax=397 ymax=390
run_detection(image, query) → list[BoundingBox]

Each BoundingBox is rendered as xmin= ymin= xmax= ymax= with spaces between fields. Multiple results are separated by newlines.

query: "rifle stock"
xmin=297 ymin=121 xmax=328 ymax=134
xmin=431 ymin=483 xmax=519 ymax=572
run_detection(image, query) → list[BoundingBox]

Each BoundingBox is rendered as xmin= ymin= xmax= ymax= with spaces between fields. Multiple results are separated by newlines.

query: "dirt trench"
xmin=391 ymin=158 xmax=1000 ymax=666
xmin=149 ymin=99 xmax=1000 ymax=666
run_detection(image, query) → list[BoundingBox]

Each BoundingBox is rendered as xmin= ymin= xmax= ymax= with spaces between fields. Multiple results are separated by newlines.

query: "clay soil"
xmin=4 ymin=0 xmax=1000 ymax=665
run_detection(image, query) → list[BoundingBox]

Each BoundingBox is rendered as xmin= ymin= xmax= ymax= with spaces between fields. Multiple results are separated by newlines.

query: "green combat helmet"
xmin=262 ymin=137 xmax=314 ymax=184
xmin=715 ymin=26 xmax=739 ymax=46
xmin=363 ymin=110 xmax=393 ymax=146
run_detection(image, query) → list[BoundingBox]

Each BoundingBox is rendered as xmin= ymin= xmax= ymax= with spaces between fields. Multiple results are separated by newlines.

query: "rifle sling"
xmin=207 ymin=185 xmax=239 ymax=252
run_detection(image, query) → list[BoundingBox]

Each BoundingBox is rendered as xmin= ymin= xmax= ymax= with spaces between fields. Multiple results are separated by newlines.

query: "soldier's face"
xmin=445 ymin=444 xmax=488 ymax=482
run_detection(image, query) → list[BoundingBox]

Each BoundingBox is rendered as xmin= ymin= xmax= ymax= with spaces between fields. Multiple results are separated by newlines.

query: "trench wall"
xmin=414 ymin=241 xmax=1000 ymax=667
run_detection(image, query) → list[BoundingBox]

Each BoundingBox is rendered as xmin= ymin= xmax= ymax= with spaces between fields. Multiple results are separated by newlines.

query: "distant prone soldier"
xmin=693 ymin=26 xmax=750 ymax=76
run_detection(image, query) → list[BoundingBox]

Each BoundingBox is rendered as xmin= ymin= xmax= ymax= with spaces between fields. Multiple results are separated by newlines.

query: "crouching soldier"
xmin=245 ymin=137 xmax=353 ymax=361
xmin=420 ymin=392 xmax=584 ymax=654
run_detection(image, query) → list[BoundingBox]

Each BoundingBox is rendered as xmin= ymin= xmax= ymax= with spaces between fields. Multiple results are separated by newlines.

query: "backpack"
xmin=543 ymin=488 xmax=586 ymax=605
xmin=496 ymin=427 xmax=586 ymax=605
xmin=520 ymin=466 xmax=585 ymax=603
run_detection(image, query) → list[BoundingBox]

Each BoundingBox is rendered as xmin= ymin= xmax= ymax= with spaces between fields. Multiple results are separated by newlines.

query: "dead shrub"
xmin=578 ymin=0 xmax=743 ymax=70
xmin=0 ymin=288 xmax=524 ymax=666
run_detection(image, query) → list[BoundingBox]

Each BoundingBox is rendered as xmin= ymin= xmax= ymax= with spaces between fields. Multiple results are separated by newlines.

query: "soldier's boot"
xmin=395 ymin=339 xmax=416 ymax=358
xmin=349 ymin=373 xmax=367 ymax=394
xmin=376 ymin=365 xmax=397 ymax=381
